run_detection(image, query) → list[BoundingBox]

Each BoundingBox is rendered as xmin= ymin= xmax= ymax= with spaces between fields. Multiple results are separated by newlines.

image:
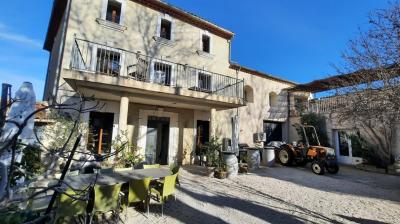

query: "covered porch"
xmin=64 ymin=76 xmax=242 ymax=165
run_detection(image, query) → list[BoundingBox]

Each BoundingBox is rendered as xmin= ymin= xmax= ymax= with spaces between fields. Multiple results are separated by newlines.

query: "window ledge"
xmin=153 ymin=36 xmax=175 ymax=47
xmin=96 ymin=18 xmax=127 ymax=32
xmin=197 ymin=50 xmax=214 ymax=59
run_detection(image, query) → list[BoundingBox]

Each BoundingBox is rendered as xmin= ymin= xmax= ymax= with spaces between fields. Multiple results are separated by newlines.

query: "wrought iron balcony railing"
xmin=290 ymin=96 xmax=348 ymax=116
xmin=70 ymin=38 xmax=244 ymax=100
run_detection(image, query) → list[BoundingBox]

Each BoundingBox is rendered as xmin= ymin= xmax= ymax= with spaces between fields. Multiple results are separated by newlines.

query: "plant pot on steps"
xmin=214 ymin=169 xmax=227 ymax=179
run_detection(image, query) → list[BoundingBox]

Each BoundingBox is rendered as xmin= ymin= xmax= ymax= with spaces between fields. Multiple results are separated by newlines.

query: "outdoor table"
xmin=62 ymin=167 xmax=171 ymax=190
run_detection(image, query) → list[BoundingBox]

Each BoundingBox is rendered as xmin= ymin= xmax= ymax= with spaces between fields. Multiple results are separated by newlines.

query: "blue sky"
xmin=0 ymin=0 xmax=390 ymax=100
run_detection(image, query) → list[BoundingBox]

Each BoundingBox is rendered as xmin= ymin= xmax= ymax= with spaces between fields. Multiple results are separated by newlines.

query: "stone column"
xmin=210 ymin=108 xmax=216 ymax=137
xmin=118 ymin=96 xmax=129 ymax=136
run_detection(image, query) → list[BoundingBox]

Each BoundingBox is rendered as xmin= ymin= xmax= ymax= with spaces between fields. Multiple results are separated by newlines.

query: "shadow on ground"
xmin=250 ymin=165 xmax=400 ymax=203
xmin=180 ymin=166 xmax=341 ymax=224
xmin=336 ymin=214 xmax=390 ymax=224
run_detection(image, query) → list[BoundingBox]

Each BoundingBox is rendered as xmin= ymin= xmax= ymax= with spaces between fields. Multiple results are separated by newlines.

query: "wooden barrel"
xmin=247 ymin=149 xmax=260 ymax=170
xmin=223 ymin=152 xmax=238 ymax=178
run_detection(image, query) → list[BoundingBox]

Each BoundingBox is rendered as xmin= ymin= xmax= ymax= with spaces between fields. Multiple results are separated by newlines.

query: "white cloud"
xmin=0 ymin=21 xmax=42 ymax=48
xmin=0 ymin=32 xmax=42 ymax=48
xmin=0 ymin=69 xmax=45 ymax=100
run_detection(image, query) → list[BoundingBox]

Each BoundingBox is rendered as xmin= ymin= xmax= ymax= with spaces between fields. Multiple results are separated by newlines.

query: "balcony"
xmin=67 ymin=38 xmax=244 ymax=108
xmin=290 ymin=96 xmax=348 ymax=116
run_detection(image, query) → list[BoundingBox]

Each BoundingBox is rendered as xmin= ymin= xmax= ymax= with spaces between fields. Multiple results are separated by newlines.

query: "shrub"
xmin=204 ymin=136 xmax=222 ymax=167
xmin=296 ymin=112 xmax=330 ymax=147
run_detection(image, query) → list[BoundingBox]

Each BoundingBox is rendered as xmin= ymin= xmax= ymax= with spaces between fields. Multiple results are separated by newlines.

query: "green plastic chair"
xmin=128 ymin=177 xmax=152 ymax=214
xmin=26 ymin=189 xmax=52 ymax=212
xmin=150 ymin=172 xmax=179 ymax=216
xmin=67 ymin=170 xmax=80 ymax=176
xmin=99 ymin=168 xmax=114 ymax=174
xmin=55 ymin=188 xmax=88 ymax=224
xmin=143 ymin=164 xmax=160 ymax=169
xmin=170 ymin=165 xmax=181 ymax=186
xmin=89 ymin=183 xmax=123 ymax=224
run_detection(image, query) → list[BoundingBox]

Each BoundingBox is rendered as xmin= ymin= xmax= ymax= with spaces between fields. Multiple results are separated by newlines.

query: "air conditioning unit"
xmin=253 ymin=132 xmax=266 ymax=143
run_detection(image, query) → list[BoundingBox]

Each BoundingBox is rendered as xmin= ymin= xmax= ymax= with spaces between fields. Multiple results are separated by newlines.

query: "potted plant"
xmin=204 ymin=136 xmax=227 ymax=179
xmin=204 ymin=136 xmax=221 ymax=167
xmin=214 ymin=160 xmax=227 ymax=179
xmin=110 ymin=132 xmax=144 ymax=168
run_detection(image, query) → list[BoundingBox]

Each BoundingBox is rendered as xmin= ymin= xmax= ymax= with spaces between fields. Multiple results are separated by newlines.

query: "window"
xmin=106 ymin=0 xmax=122 ymax=24
xmin=160 ymin=19 xmax=172 ymax=40
xmin=294 ymin=96 xmax=307 ymax=112
xmin=202 ymin=34 xmax=211 ymax=53
xmin=244 ymin=85 xmax=254 ymax=103
xmin=96 ymin=48 xmax=121 ymax=76
xmin=153 ymin=62 xmax=172 ymax=85
xmin=269 ymin=92 xmax=278 ymax=107
xmin=198 ymin=72 xmax=212 ymax=91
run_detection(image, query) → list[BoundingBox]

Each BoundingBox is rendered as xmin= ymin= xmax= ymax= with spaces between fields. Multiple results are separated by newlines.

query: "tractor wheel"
xmin=326 ymin=164 xmax=339 ymax=174
xmin=278 ymin=148 xmax=293 ymax=166
xmin=311 ymin=161 xmax=325 ymax=175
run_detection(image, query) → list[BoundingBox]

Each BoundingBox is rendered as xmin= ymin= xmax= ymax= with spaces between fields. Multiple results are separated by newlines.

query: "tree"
xmin=0 ymin=93 xmax=133 ymax=223
xmin=333 ymin=2 xmax=400 ymax=166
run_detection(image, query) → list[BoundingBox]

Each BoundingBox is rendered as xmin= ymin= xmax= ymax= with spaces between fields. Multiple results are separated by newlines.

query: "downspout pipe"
xmin=235 ymin=65 xmax=242 ymax=116
xmin=287 ymin=90 xmax=291 ymax=142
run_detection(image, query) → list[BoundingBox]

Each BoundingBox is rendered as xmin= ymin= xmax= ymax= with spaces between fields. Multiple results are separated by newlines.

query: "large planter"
xmin=262 ymin=147 xmax=276 ymax=167
xmin=223 ymin=152 xmax=238 ymax=178
xmin=247 ymin=148 xmax=260 ymax=171
xmin=214 ymin=169 xmax=227 ymax=179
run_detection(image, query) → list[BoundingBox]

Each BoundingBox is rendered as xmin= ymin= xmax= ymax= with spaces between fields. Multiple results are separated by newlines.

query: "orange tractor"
xmin=277 ymin=124 xmax=339 ymax=175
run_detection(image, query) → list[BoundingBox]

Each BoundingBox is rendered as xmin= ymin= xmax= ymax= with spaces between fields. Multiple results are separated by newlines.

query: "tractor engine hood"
xmin=310 ymin=146 xmax=336 ymax=157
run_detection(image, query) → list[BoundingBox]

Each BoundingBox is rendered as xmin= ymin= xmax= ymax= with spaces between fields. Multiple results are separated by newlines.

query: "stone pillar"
xmin=210 ymin=108 xmax=216 ymax=137
xmin=118 ymin=96 xmax=129 ymax=136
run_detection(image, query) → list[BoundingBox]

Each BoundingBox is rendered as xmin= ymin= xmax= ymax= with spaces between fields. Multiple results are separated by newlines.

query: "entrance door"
xmin=87 ymin=112 xmax=114 ymax=155
xmin=263 ymin=121 xmax=282 ymax=144
xmin=145 ymin=116 xmax=170 ymax=165
xmin=334 ymin=130 xmax=363 ymax=165
xmin=196 ymin=120 xmax=210 ymax=155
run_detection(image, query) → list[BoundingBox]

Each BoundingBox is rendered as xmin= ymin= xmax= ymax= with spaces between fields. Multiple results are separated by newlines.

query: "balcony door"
xmin=195 ymin=120 xmax=210 ymax=155
xmin=145 ymin=116 xmax=170 ymax=165
xmin=197 ymin=72 xmax=212 ymax=92
xmin=334 ymin=130 xmax=363 ymax=165
xmin=150 ymin=60 xmax=174 ymax=86
xmin=95 ymin=48 xmax=121 ymax=76
xmin=87 ymin=112 xmax=114 ymax=155
xmin=137 ymin=110 xmax=179 ymax=165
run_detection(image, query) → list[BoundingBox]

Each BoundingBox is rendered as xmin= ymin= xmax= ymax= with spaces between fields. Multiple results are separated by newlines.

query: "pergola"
xmin=289 ymin=65 xmax=399 ymax=93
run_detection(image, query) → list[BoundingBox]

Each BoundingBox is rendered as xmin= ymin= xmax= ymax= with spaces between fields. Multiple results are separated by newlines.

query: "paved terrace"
xmin=127 ymin=165 xmax=400 ymax=224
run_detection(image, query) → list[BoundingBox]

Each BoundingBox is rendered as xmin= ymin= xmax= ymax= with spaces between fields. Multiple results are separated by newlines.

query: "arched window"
xmin=244 ymin=85 xmax=254 ymax=103
xmin=269 ymin=92 xmax=278 ymax=107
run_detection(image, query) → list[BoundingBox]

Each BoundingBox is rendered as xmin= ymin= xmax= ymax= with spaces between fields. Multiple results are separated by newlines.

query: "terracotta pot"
xmin=214 ymin=170 xmax=227 ymax=179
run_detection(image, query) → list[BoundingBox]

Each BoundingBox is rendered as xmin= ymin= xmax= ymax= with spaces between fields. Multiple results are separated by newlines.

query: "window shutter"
xmin=90 ymin=44 xmax=98 ymax=71
xmin=119 ymin=51 xmax=126 ymax=77
xmin=170 ymin=19 xmax=175 ymax=41
xmin=209 ymin=35 xmax=213 ymax=54
xmin=156 ymin=16 xmax=162 ymax=37
xmin=169 ymin=118 xmax=179 ymax=164
xmin=170 ymin=64 xmax=176 ymax=86
xmin=101 ymin=0 xmax=108 ymax=20
xmin=119 ymin=0 xmax=126 ymax=25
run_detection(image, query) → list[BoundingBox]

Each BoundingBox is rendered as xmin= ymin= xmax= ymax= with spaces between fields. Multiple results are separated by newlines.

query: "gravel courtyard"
xmin=127 ymin=165 xmax=400 ymax=224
